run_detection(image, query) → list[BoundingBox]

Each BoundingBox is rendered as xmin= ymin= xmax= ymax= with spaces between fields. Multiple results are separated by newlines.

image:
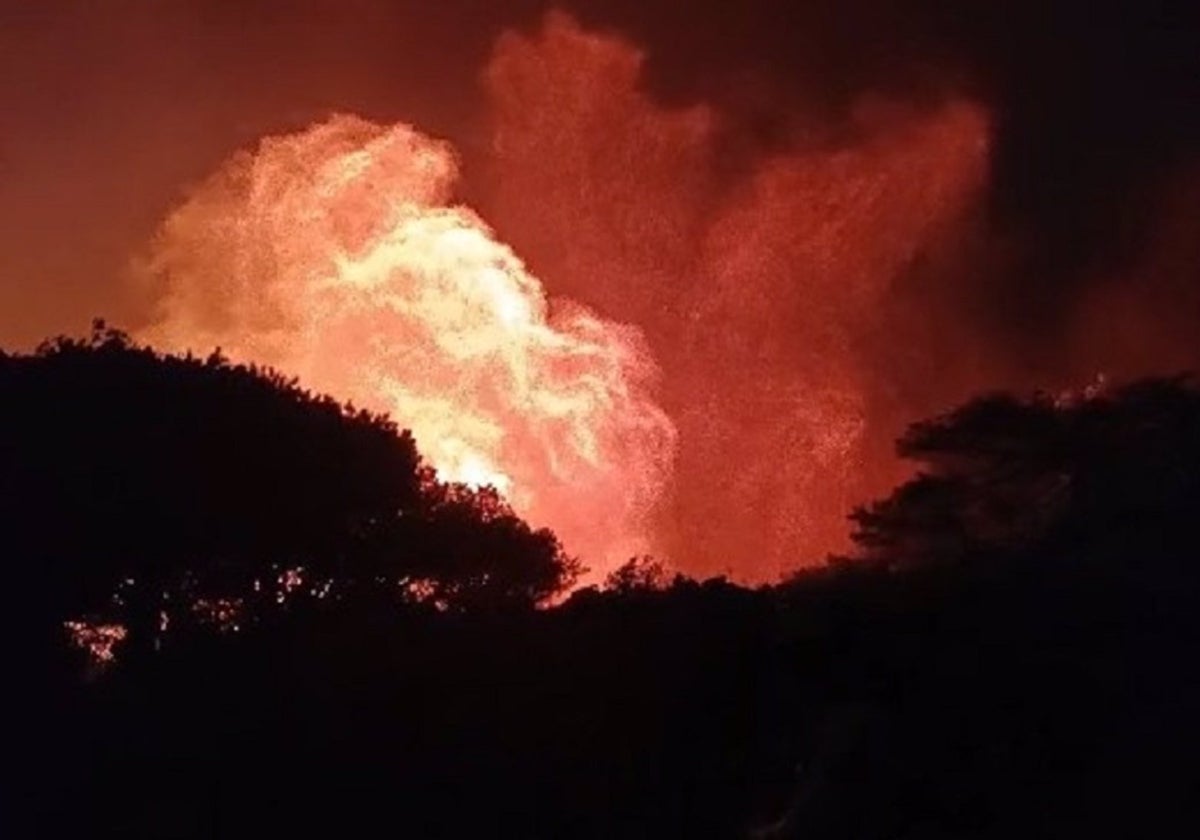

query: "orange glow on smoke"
xmin=131 ymin=13 xmax=996 ymax=585
xmin=136 ymin=116 xmax=675 ymax=577
xmin=481 ymin=13 xmax=992 ymax=580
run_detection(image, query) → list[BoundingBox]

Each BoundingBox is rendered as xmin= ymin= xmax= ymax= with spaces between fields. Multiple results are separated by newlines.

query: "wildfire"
xmin=136 ymin=115 xmax=675 ymax=575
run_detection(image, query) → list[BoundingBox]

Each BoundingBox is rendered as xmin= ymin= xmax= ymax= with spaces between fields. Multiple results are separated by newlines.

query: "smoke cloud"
xmin=2 ymin=3 xmax=1197 ymax=581
xmin=480 ymin=13 xmax=993 ymax=578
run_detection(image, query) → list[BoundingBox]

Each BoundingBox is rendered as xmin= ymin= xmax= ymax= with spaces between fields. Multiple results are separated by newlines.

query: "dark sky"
xmin=2 ymin=0 xmax=1197 ymax=347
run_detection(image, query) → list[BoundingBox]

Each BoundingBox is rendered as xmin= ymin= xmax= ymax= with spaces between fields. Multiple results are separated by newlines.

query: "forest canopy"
xmin=1 ymin=324 xmax=578 ymax=653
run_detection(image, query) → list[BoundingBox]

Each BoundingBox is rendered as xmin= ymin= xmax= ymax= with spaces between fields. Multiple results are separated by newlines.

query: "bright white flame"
xmin=136 ymin=115 xmax=675 ymax=575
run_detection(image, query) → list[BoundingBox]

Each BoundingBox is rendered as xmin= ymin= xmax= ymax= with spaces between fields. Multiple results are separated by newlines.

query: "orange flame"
xmin=136 ymin=115 xmax=675 ymax=576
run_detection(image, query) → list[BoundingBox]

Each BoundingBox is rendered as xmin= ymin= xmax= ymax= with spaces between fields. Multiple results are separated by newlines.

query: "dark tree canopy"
xmin=0 ymin=324 xmax=577 ymax=646
xmin=845 ymin=375 xmax=1200 ymax=569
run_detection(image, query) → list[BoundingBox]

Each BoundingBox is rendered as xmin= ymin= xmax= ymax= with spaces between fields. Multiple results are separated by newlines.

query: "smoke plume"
xmin=2 ymin=3 xmax=1191 ymax=581
xmin=480 ymin=13 xmax=992 ymax=578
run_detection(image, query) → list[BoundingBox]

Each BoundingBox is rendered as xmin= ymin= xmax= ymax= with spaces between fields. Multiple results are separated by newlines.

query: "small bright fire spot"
xmin=63 ymin=620 xmax=128 ymax=664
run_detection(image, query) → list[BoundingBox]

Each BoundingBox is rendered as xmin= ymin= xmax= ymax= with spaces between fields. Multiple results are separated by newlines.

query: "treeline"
xmin=3 ymin=324 xmax=576 ymax=663
xmin=6 ymin=327 xmax=1199 ymax=837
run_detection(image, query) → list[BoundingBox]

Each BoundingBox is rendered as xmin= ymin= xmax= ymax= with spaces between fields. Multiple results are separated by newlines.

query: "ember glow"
xmin=137 ymin=116 xmax=675 ymax=575
xmin=64 ymin=620 xmax=128 ymax=664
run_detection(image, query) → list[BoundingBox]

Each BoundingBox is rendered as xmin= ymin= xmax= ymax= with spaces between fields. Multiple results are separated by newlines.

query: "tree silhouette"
xmin=844 ymin=376 xmax=1200 ymax=569
xmin=395 ymin=480 xmax=580 ymax=610
xmin=603 ymin=554 xmax=673 ymax=593
xmin=1 ymin=323 xmax=576 ymax=651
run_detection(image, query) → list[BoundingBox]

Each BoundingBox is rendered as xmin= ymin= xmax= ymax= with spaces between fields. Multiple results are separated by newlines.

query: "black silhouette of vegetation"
xmin=2 ymin=324 xmax=576 ymax=658
xmin=846 ymin=377 xmax=1200 ymax=571
xmin=7 ymin=328 xmax=1199 ymax=838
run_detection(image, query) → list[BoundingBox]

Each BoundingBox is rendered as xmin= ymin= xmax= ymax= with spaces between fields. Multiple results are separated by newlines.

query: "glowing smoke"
xmin=136 ymin=115 xmax=676 ymax=576
xmin=481 ymin=13 xmax=992 ymax=580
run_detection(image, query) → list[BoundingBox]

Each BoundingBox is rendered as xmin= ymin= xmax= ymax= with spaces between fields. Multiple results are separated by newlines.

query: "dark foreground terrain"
xmin=7 ymin=331 xmax=1199 ymax=837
